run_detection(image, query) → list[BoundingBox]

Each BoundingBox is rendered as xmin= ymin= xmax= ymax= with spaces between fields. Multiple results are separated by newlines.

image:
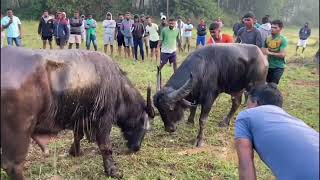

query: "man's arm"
xmin=235 ymin=139 xmax=257 ymax=180
xmin=256 ymin=30 xmax=263 ymax=48
xmin=18 ymin=24 xmax=22 ymax=38
xmin=38 ymin=19 xmax=42 ymax=35
xmin=263 ymin=37 xmax=288 ymax=58
xmin=2 ymin=19 xmax=12 ymax=29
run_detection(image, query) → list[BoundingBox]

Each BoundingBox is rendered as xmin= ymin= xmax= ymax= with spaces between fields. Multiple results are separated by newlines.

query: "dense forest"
xmin=1 ymin=0 xmax=319 ymax=26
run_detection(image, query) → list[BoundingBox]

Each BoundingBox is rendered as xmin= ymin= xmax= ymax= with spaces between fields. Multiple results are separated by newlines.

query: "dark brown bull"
xmin=1 ymin=47 xmax=155 ymax=180
xmin=153 ymin=44 xmax=268 ymax=147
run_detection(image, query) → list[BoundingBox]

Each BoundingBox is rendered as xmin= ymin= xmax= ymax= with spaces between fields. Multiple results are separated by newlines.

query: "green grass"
xmin=1 ymin=21 xmax=319 ymax=180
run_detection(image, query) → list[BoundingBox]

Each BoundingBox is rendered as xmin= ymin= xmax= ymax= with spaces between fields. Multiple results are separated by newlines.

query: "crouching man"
xmin=234 ymin=83 xmax=319 ymax=180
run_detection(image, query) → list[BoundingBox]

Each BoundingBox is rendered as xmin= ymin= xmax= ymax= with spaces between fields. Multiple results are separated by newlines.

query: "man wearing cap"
xmin=207 ymin=22 xmax=233 ymax=45
xmin=102 ymin=12 xmax=116 ymax=56
xmin=235 ymin=12 xmax=262 ymax=48
xmin=159 ymin=15 xmax=167 ymax=35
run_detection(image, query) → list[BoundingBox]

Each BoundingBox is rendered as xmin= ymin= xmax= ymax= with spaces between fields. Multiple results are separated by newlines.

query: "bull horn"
xmin=168 ymin=73 xmax=194 ymax=102
xmin=156 ymin=66 xmax=162 ymax=92
xmin=146 ymin=83 xmax=155 ymax=118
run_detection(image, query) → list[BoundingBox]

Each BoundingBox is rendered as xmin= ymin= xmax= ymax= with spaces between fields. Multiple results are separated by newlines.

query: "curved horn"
xmin=168 ymin=73 xmax=194 ymax=102
xmin=146 ymin=83 xmax=155 ymax=118
xmin=156 ymin=66 xmax=162 ymax=92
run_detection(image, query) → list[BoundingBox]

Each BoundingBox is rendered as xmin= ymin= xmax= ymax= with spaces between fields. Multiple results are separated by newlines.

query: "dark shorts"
xmin=160 ymin=52 xmax=177 ymax=65
xmin=117 ymin=35 xmax=125 ymax=47
xmin=55 ymin=38 xmax=67 ymax=46
xmin=150 ymin=40 xmax=158 ymax=49
xmin=42 ymin=36 xmax=53 ymax=41
xmin=267 ymin=68 xmax=284 ymax=84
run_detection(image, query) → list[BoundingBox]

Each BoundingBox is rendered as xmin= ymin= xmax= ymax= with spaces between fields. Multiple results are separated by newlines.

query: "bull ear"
xmin=46 ymin=60 xmax=65 ymax=71
xmin=146 ymin=83 xmax=155 ymax=118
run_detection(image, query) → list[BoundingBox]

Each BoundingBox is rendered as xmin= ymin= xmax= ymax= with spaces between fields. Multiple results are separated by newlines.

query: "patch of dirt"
xmin=292 ymin=79 xmax=319 ymax=87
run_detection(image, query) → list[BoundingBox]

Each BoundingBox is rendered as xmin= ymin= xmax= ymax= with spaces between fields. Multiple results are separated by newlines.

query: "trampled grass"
xmin=1 ymin=21 xmax=319 ymax=180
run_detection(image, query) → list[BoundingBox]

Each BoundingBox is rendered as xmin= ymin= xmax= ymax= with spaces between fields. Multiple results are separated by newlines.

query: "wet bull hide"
xmin=153 ymin=44 xmax=268 ymax=147
xmin=1 ymin=47 xmax=155 ymax=179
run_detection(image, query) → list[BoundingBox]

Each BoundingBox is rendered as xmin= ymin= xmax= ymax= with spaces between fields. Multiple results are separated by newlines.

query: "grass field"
xmin=1 ymin=21 xmax=319 ymax=180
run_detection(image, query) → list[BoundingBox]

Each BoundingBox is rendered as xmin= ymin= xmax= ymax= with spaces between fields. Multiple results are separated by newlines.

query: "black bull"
xmin=1 ymin=47 xmax=155 ymax=179
xmin=153 ymin=44 xmax=268 ymax=147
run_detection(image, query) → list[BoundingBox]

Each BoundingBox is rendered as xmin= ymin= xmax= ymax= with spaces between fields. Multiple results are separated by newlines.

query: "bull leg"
xmin=69 ymin=129 xmax=84 ymax=157
xmin=195 ymin=93 xmax=218 ymax=147
xmin=96 ymin=122 xmax=123 ymax=179
xmin=219 ymin=91 xmax=243 ymax=127
xmin=187 ymin=106 xmax=197 ymax=125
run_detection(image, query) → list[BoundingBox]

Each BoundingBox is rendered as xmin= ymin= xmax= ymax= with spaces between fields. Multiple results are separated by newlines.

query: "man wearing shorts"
xmin=158 ymin=18 xmax=179 ymax=73
xmin=146 ymin=16 xmax=159 ymax=62
xmin=103 ymin=12 xmax=116 ymax=56
xmin=38 ymin=10 xmax=54 ymax=49
xmin=120 ymin=12 xmax=134 ymax=58
xmin=68 ymin=11 xmax=83 ymax=49
xmin=115 ymin=13 xmax=124 ymax=56
xmin=296 ymin=22 xmax=311 ymax=55
xmin=196 ymin=18 xmax=206 ymax=48
xmin=182 ymin=18 xmax=193 ymax=52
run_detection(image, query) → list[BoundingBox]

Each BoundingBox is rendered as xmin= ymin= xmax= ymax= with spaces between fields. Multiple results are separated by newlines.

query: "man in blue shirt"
xmin=234 ymin=83 xmax=319 ymax=180
xmin=1 ymin=8 xmax=22 ymax=46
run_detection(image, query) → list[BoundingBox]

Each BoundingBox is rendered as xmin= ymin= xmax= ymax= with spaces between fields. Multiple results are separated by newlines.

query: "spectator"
xmin=53 ymin=12 xmax=69 ymax=49
xmin=103 ymin=12 xmax=116 ymax=56
xmin=132 ymin=14 xmax=145 ymax=62
xmin=196 ymin=18 xmax=207 ymax=48
xmin=262 ymin=20 xmax=288 ymax=84
xmin=254 ymin=18 xmax=260 ymax=28
xmin=80 ymin=15 xmax=86 ymax=43
xmin=1 ymin=8 xmax=22 ymax=47
xmin=85 ymin=14 xmax=97 ymax=51
xmin=115 ymin=13 xmax=125 ymax=56
xmin=207 ymin=22 xmax=233 ymax=44
xmin=140 ymin=14 xmax=149 ymax=58
xmin=215 ymin=17 xmax=223 ymax=28
xmin=146 ymin=16 xmax=159 ymax=62
xmin=158 ymin=18 xmax=180 ymax=73
xmin=258 ymin=15 xmax=271 ymax=47
xmin=1 ymin=12 xmax=5 ymax=48
xmin=159 ymin=15 xmax=167 ymax=35
xmin=314 ymin=50 xmax=319 ymax=74
xmin=38 ymin=10 xmax=54 ymax=49
xmin=236 ymin=12 xmax=263 ymax=48
xmin=232 ymin=18 xmax=244 ymax=39
xmin=120 ymin=12 xmax=134 ymax=58
xmin=62 ymin=12 xmax=70 ymax=32
xmin=182 ymin=18 xmax=193 ymax=52
xmin=235 ymin=83 xmax=319 ymax=180
xmin=296 ymin=22 xmax=311 ymax=54
xmin=68 ymin=11 xmax=83 ymax=49
xmin=176 ymin=16 xmax=184 ymax=52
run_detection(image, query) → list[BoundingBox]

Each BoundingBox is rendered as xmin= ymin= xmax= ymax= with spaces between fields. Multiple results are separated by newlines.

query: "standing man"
xmin=236 ymin=12 xmax=262 ymax=48
xmin=158 ymin=18 xmax=180 ymax=73
xmin=80 ymin=15 xmax=86 ymax=43
xmin=146 ymin=16 xmax=159 ymax=62
xmin=1 ymin=8 xmax=22 ymax=47
xmin=182 ymin=18 xmax=193 ymax=52
xmin=68 ymin=11 xmax=83 ymax=49
xmin=85 ymin=14 xmax=97 ymax=51
xmin=120 ymin=12 xmax=134 ymax=58
xmin=1 ymin=12 xmax=5 ymax=48
xmin=38 ymin=10 xmax=54 ymax=49
xmin=140 ymin=14 xmax=149 ymax=58
xmin=262 ymin=20 xmax=288 ymax=85
xmin=296 ymin=22 xmax=311 ymax=54
xmin=235 ymin=83 xmax=319 ymax=180
xmin=207 ymin=22 xmax=233 ymax=44
xmin=159 ymin=15 xmax=167 ymax=35
xmin=115 ymin=13 xmax=125 ymax=56
xmin=196 ymin=18 xmax=207 ymax=49
xmin=258 ymin=15 xmax=271 ymax=48
xmin=232 ymin=18 xmax=244 ymax=40
xmin=176 ymin=16 xmax=184 ymax=52
xmin=215 ymin=17 xmax=223 ymax=28
xmin=53 ymin=12 xmax=69 ymax=49
xmin=102 ymin=12 xmax=116 ymax=56
xmin=132 ymin=14 xmax=145 ymax=62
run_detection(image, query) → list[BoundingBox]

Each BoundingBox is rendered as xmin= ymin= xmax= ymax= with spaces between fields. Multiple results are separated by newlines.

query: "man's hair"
xmin=168 ymin=18 xmax=176 ymax=22
xmin=125 ymin=11 xmax=131 ymax=15
xmin=209 ymin=22 xmax=220 ymax=31
xmin=243 ymin=12 xmax=255 ymax=19
xmin=134 ymin=14 xmax=139 ymax=19
xmin=145 ymin=16 xmax=151 ymax=19
xmin=271 ymin=19 xmax=284 ymax=29
xmin=262 ymin=16 xmax=270 ymax=24
xmin=74 ymin=10 xmax=80 ymax=14
xmin=118 ymin=13 xmax=124 ymax=16
xmin=43 ymin=10 xmax=48 ymax=13
xmin=7 ymin=8 xmax=13 ymax=11
xmin=248 ymin=83 xmax=283 ymax=107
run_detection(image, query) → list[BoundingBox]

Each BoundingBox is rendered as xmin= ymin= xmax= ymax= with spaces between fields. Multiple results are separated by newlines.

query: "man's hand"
xmin=261 ymin=48 xmax=269 ymax=55
xmin=235 ymin=139 xmax=256 ymax=180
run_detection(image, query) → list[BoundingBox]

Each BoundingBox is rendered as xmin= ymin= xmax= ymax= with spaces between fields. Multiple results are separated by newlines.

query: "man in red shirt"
xmin=207 ymin=22 xmax=233 ymax=44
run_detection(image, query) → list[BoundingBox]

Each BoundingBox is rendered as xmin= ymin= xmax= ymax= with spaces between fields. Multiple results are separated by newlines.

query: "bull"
xmin=1 ymin=47 xmax=155 ymax=179
xmin=153 ymin=44 xmax=268 ymax=147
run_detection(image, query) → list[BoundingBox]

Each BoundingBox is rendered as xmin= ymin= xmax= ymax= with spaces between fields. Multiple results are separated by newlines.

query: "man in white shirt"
xmin=1 ymin=8 xmax=22 ymax=46
xmin=176 ymin=16 xmax=184 ymax=52
xmin=146 ymin=16 xmax=160 ymax=62
xmin=182 ymin=18 xmax=193 ymax=52
xmin=103 ymin=12 xmax=116 ymax=56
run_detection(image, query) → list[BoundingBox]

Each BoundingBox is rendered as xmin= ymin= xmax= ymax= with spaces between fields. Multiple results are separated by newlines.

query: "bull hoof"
xmin=106 ymin=166 xmax=123 ymax=179
xmin=195 ymin=139 xmax=205 ymax=147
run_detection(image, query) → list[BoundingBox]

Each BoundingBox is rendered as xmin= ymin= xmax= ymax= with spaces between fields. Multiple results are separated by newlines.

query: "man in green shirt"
xmin=85 ymin=14 xmax=97 ymax=51
xmin=157 ymin=18 xmax=180 ymax=73
xmin=262 ymin=19 xmax=288 ymax=84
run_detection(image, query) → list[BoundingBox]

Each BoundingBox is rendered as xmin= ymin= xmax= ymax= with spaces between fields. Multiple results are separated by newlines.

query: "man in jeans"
xmin=158 ymin=18 xmax=180 ymax=73
xmin=196 ymin=18 xmax=206 ymax=49
xmin=1 ymin=8 xmax=22 ymax=46
xmin=235 ymin=83 xmax=319 ymax=180
xmin=38 ymin=10 xmax=54 ymax=49
xmin=140 ymin=14 xmax=149 ymax=58
xmin=262 ymin=20 xmax=288 ymax=84
xmin=132 ymin=15 xmax=145 ymax=62
xmin=53 ymin=12 xmax=69 ymax=49
xmin=68 ymin=11 xmax=83 ymax=49
xmin=85 ymin=14 xmax=97 ymax=51
xmin=121 ymin=12 xmax=134 ymax=58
